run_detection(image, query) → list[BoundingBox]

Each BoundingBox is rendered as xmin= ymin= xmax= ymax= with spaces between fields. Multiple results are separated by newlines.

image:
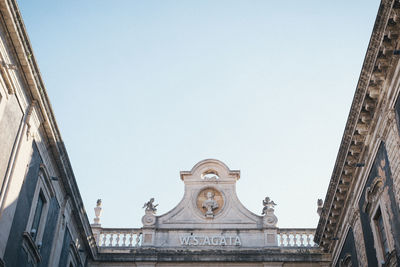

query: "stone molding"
xmin=95 ymin=247 xmax=330 ymax=263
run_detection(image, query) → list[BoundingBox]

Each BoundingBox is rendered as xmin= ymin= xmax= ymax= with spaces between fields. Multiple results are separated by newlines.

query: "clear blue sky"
xmin=18 ymin=1 xmax=379 ymax=228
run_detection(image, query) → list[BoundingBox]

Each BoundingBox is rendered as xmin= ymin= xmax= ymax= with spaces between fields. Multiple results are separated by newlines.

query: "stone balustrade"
xmin=93 ymin=227 xmax=317 ymax=248
xmin=277 ymin=228 xmax=317 ymax=247
xmin=95 ymin=228 xmax=142 ymax=247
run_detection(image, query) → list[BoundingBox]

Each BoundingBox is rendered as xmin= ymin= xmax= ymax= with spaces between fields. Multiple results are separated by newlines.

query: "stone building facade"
xmin=314 ymin=0 xmax=400 ymax=266
xmin=0 ymin=0 xmax=399 ymax=266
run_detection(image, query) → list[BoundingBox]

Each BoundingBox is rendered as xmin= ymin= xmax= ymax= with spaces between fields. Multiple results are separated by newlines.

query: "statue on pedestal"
xmin=143 ymin=198 xmax=158 ymax=214
xmin=142 ymin=198 xmax=158 ymax=227
xmin=262 ymin=197 xmax=278 ymax=227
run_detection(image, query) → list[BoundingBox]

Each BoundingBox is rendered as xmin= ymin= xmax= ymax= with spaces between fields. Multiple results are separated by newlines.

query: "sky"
xmin=18 ymin=1 xmax=380 ymax=228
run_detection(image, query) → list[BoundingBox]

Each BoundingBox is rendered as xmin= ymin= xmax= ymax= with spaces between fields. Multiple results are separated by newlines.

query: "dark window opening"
xmin=31 ymin=191 xmax=45 ymax=240
xmin=374 ymin=208 xmax=389 ymax=256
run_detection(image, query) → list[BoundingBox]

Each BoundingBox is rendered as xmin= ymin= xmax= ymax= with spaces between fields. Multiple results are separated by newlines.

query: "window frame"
xmin=25 ymin=166 xmax=54 ymax=246
xmin=30 ymin=189 xmax=46 ymax=241
xmin=369 ymin=199 xmax=392 ymax=265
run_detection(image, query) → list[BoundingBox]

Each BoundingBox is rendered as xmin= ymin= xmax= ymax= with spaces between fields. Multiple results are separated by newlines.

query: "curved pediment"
xmin=180 ymin=158 xmax=240 ymax=182
xmin=148 ymin=159 xmax=264 ymax=230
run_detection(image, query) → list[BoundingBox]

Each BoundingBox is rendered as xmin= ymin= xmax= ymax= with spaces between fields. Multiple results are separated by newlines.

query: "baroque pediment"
xmin=148 ymin=159 xmax=263 ymax=229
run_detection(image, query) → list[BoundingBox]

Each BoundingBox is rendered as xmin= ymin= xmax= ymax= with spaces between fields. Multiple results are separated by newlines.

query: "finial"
xmin=93 ymin=199 xmax=102 ymax=226
xmin=317 ymin=199 xmax=323 ymax=216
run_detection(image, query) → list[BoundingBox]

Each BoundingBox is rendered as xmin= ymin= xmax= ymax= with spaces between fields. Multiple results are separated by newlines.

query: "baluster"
xmin=306 ymin=233 xmax=311 ymax=247
xmin=115 ymin=233 xmax=120 ymax=247
xmin=102 ymin=233 xmax=107 ymax=247
xmin=299 ymin=233 xmax=305 ymax=246
xmin=109 ymin=234 xmax=114 ymax=247
xmin=284 ymin=234 xmax=288 ymax=246
xmin=293 ymin=233 xmax=298 ymax=247
xmin=129 ymin=233 xmax=133 ymax=246
xmin=292 ymin=233 xmax=295 ymax=246
xmin=136 ymin=232 xmax=141 ymax=246
xmin=122 ymin=233 xmax=127 ymax=246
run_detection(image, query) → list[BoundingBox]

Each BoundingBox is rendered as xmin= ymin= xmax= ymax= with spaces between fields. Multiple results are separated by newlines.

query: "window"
xmin=30 ymin=191 xmax=46 ymax=240
xmin=374 ymin=208 xmax=389 ymax=256
xmin=363 ymin=169 xmax=394 ymax=266
xmin=21 ymin=169 xmax=54 ymax=265
xmin=25 ymin=167 xmax=54 ymax=246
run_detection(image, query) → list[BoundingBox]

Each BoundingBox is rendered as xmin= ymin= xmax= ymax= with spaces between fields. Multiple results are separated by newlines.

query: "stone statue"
xmin=317 ymin=199 xmax=323 ymax=216
xmin=143 ymin=198 xmax=158 ymax=213
xmin=202 ymin=191 xmax=219 ymax=218
xmin=262 ymin=197 xmax=278 ymax=227
xmin=262 ymin=197 xmax=276 ymax=215
xmin=96 ymin=199 xmax=102 ymax=206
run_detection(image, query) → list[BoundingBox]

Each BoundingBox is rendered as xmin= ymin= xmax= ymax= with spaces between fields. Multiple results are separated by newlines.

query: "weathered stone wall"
xmin=391 ymin=99 xmax=400 ymax=210
xmin=352 ymin=215 xmax=367 ymax=267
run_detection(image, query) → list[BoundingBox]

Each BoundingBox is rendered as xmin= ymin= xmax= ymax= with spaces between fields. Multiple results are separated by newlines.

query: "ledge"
xmin=95 ymin=247 xmax=329 ymax=263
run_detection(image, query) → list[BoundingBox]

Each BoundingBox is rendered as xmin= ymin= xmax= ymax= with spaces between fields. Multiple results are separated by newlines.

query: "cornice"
xmin=315 ymin=0 xmax=399 ymax=251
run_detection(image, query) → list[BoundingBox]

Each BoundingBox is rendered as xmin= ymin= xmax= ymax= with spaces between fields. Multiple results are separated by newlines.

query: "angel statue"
xmin=143 ymin=197 xmax=158 ymax=213
xmin=262 ymin=197 xmax=277 ymax=215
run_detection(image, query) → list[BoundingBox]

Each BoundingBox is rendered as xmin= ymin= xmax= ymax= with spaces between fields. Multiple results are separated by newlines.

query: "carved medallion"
xmin=142 ymin=214 xmax=156 ymax=226
xmin=196 ymin=188 xmax=224 ymax=218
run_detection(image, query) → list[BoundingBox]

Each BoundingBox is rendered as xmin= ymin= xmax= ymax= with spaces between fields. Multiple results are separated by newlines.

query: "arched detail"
xmin=341 ymin=253 xmax=352 ymax=267
xmin=180 ymin=159 xmax=240 ymax=181
xmin=363 ymin=176 xmax=384 ymax=215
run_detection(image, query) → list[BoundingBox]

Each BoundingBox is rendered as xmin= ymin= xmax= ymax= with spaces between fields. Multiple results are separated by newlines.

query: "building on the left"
xmin=0 ymin=1 xmax=96 ymax=266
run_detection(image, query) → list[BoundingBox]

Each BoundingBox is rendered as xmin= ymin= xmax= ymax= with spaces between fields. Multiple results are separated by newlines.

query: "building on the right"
xmin=315 ymin=1 xmax=400 ymax=266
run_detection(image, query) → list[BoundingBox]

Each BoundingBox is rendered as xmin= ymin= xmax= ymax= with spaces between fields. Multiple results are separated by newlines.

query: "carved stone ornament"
xmin=262 ymin=197 xmax=278 ymax=227
xmin=142 ymin=213 xmax=156 ymax=226
xmin=339 ymin=253 xmax=352 ymax=267
xmin=262 ymin=197 xmax=276 ymax=215
xmin=142 ymin=198 xmax=158 ymax=226
xmin=196 ymin=188 xmax=224 ymax=218
xmin=362 ymin=177 xmax=384 ymax=215
xmin=143 ymin=198 xmax=158 ymax=214
xmin=349 ymin=207 xmax=360 ymax=227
